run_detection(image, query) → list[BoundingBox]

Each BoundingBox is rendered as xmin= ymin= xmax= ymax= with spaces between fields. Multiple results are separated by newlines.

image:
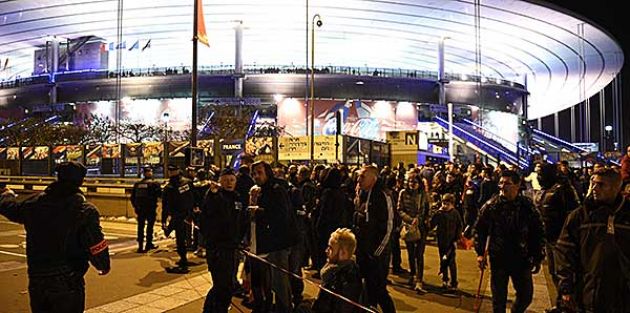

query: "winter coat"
xmin=474 ymin=194 xmax=545 ymax=269
xmin=555 ymin=196 xmax=630 ymax=312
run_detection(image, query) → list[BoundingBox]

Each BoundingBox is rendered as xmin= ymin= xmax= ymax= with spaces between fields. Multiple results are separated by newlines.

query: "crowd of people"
xmin=1 ymin=144 xmax=630 ymax=313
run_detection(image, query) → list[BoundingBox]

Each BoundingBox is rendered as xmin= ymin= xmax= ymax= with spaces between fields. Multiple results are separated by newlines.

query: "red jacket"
xmin=621 ymin=154 xmax=630 ymax=183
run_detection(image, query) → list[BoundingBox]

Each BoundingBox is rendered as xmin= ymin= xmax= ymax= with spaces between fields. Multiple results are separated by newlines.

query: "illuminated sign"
xmin=278 ymin=136 xmax=310 ymax=160
xmin=387 ymin=131 xmax=419 ymax=153
xmin=221 ymin=143 xmax=243 ymax=154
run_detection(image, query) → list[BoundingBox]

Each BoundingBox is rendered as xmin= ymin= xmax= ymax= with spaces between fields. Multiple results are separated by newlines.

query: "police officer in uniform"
xmin=131 ymin=166 xmax=161 ymax=253
xmin=162 ymin=164 xmax=195 ymax=273
xmin=192 ymin=168 xmax=212 ymax=255
xmin=0 ymin=161 xmax=110 ymax=313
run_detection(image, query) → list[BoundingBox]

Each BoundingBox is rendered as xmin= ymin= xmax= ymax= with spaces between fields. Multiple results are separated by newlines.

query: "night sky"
xmin=540 ymin=1 xmax=628 ymax=146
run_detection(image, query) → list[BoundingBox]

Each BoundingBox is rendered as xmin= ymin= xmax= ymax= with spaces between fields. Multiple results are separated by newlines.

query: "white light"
xmin=273 ymin=94 xmax=284 ymax=102
xmin=125 ymin=99 xmax=161 ymax=124
xmin=605 ymin=125 xmax=613 ymax=131
xmin=94 ymin=101 xmax=113 ymax=117
xmin=355 ymin=81 xmax=364 ymax=85
xmin=279 ymin=98 xmax=302 ymax=118
xmin=372 ymin=101 xmax=393 ymax=119
xmin=396 ymin=102 xmax=415 ymax=117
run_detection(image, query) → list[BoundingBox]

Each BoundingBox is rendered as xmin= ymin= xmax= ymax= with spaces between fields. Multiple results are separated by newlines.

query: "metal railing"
xmin=1 ymin=65 xmax=524 ymax=89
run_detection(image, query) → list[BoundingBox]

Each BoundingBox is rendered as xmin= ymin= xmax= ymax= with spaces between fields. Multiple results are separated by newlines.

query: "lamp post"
xmin=162 ymin=112 xmax=170 ymax=177
xmin=604 ymin=125 xmax=613 ymax=152
xmin=310 ymin=14 xmax=322 ymax=163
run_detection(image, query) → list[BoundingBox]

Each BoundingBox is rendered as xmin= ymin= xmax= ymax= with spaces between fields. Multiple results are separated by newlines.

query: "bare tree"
xmin=198 ymin=105 xmax=255 ymax=164
xmin=117 ymin=121 xmax=161 ymax=143
xmin=82 ymin=114 xmax=117 ymax=144
xmin=0 ymin=117 xmax=37 ymax=146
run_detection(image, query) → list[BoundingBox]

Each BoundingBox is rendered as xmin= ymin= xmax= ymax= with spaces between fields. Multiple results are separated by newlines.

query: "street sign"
xmin=388 ymin=131 xmax=419 ymax=153
xmin=278 ymin=136 xmax=310 ymax=160
xmin=221 ymin=142 xmax=243 ymax=155
xmin=314 ymin=135 xmax=342 ymax=161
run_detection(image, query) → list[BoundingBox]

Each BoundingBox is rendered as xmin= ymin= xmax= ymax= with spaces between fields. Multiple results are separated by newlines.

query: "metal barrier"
xmin=0 ymin=175 xmax=166 ymax=218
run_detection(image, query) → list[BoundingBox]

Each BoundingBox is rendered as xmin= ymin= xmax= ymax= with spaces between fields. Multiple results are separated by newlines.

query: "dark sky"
xmin=545 ymin=0 xmax=629 ymax=83
xmin=540 ymin=1 xmax=628 ymax=146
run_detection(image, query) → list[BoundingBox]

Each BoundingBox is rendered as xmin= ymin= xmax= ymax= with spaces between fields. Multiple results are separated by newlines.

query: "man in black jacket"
xmin=477 ymin=166 xmax=498 ymax=209
xmin=162 ymin=164 xmax=195 ymax=272
xmin=536 ymin=163 xmax=580 ymax=309
xmin=0 ymin=162 xmax=110 ymax=313
xmin=131 ymin=166 xmax=161 ymax=253
xmin=354 ymin=165 xmax=396 ymax=313
xmin=200 ymin=168 xmax=246 ymax=313
xmin=250 ymin=161 xmax=300 ymax=313
xmin=474 ymin=170 xmax=545 ymax=313
xmin=555 ymin=168 xmax=630 ymax=312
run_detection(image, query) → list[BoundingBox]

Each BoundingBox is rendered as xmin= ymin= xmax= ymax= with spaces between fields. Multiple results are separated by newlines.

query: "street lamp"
xmin=604 ymin=125 xmax=613 ymax=152
xmin=162 ymin=112 xmax=170 ymax=176
xmin=310 ymin=13 xmax=322 ymax=162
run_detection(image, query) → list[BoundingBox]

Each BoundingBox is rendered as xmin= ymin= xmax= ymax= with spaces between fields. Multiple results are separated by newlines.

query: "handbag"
xmin=401 ymin=222 xmax=421 ymax=242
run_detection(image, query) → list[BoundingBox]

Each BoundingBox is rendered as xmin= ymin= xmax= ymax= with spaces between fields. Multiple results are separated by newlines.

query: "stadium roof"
xmin=0 ymin=0 xmax=624 ymax=119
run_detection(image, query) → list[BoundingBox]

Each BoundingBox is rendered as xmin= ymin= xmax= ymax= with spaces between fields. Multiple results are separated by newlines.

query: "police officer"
xmin=200 ymin=168 xmax=246 ymax=313
xmin=162 ymin=164 xmax=195 ymax=273
xmin=474 ymin=170 xmax=545 ymax=313
xmin=131 ymin=166 xmax=161 ymax=253
xmin=0 ymin=161 xmax=110 ymax=313
xmin=192 ymin=168 xmax=212 ymax=256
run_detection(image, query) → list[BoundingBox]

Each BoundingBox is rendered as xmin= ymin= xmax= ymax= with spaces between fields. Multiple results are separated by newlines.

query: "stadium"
xmin=0 ymin=0 xmax=625 ymax=175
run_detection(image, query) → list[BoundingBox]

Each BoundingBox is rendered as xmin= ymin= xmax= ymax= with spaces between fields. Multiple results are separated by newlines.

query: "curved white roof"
xmin=0 ymin=0 xmax=623 ymax=119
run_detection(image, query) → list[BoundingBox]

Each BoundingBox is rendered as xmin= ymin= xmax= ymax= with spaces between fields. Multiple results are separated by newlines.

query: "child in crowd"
xmin=430 ymin=193 xmax=463 ymax=290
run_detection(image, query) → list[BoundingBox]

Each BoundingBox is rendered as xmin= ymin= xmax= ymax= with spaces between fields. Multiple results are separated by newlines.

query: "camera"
xmin=316 ymin=20 xmax=323 ymax=27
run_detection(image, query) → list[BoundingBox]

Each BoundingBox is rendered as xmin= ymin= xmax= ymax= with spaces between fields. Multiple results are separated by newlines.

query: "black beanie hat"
xmin=56 ymin=161 xmax=87 ymax=184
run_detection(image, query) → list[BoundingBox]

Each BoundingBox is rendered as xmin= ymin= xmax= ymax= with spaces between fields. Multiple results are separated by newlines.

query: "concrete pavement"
xmin=0 ymin=217 xmax=553 ymax=312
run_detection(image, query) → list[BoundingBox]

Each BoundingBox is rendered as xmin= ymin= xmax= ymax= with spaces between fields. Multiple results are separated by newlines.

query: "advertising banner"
xmin=86 ymin=145 xmax=102 ymax=165
xmin=125 ymin=143 xmax=142 ymax=164
xmin=197 ymin=140 xmax=214 ymax=158
xmin=66 ymin=145 xmax=83 ymax=161
xmin=246 ymin=137 xmax=273 ymax=156
xmin=53 ymin=146 xmax=67 ymax=162
xmin=168 ymin=141 xmax=189 ymax=157
xmin=102 ymin=144 xmax=121 ymax=158
xmin=142 ymin=142 xmax=163 ymax=164
xmin=277 ymin=99 xmax=417 ymax=141
xmin=6 ymin=147 xmax=19 ymax=160
xmin=21 ymin=147 xmax=34 ymax=160
xmin=31 ymin=147 xmax=49 ymax=160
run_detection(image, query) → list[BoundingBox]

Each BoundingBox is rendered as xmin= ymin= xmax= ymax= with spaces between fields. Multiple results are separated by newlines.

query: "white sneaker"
xmin=414 ymin=282 xmax=427 ymax=293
